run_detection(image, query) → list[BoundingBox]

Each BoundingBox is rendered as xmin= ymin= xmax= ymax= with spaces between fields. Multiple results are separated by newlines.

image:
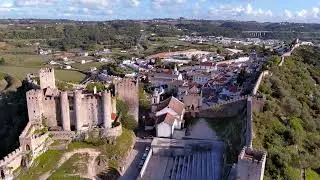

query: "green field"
xmin=55 ymin=70 xmax=86 ymax=83
xmin=0 ymin=45 xmax=85 ymax=83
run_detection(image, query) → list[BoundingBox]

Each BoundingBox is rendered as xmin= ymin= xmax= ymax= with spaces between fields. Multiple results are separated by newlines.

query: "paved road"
xmin=119 ymin=138 xmax=152 ymax=180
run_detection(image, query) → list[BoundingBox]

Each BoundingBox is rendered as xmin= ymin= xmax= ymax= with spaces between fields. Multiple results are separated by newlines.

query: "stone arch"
xmin=21 ymin=157 xmax=27 ymax=168
xmin=26 ymin=144 xmax=30 ymax=151
xmin=0 ymin=169 xmax=5 ymax=179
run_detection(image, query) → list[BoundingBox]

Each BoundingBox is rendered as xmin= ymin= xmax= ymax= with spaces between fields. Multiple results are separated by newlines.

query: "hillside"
xmin=254 ymin=46 xmax=320 ymax=179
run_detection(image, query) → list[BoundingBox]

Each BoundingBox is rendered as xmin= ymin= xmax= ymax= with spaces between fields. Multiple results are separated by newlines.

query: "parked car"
xmin=139 ymin=160 xmax=145 ymax=167
xmin=142 ymin=152 xmax=148 ymax=160
xmin=145 ymin=146 xmax=150 ymax=151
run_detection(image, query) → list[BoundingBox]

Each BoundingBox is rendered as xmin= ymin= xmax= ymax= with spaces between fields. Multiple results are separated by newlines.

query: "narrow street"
xmin=119 ymin=138 xmax=152 ymax=180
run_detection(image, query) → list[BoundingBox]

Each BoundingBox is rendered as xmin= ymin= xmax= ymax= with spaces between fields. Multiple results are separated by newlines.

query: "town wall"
xmin=0 ymin=148 xmax=23 ymax=173
xmin=251 ymin=70 xmax=269 ymax=96
xmin=115 ymin=78 xmax=139 ymax=122
xmin=199 ymin=96 xmax=248 ymax=118
xmin=104 ymin=124 xmax=122 ymax=137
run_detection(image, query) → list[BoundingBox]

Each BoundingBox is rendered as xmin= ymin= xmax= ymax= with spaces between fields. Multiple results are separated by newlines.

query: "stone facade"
xmin=115 ymin=78 xmax=139 ymax=122
xmin=26 ymin=89 xmax=116 ymax=133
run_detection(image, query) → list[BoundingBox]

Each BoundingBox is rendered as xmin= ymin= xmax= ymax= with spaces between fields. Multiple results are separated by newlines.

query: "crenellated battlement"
xmin=238 ymin=146 xmax=267 ymax=164
xmin=115 ymin=78 xmax=138 ymax=89
xmin=0 ymin=147 xmax=23 ymax=166
xmin=26 ymin=89 xmax=43 ymax=99
xmin=39 ymin=67 xmax=54 ymax=74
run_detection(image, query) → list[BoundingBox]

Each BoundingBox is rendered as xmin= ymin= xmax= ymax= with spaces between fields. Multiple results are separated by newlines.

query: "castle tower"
xmin=74 ymin=90 xmax=83 ymax=131
xmin=115 ymin=78 xmax=139 ymax=123
xmin=60 ymin=91 xmax=71 ymax=131
xmin=237 ymin=147 xmax=267 ymax=180
xmin=102 ymin=91 xmax=112 ymax=130
xmin=39 ymin=68 xmax=56 ymax=89
xmin=26 ymin=89 xmax=44 ymax=123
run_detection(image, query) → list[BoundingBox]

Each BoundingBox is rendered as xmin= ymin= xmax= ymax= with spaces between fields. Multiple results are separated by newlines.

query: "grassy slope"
xmin=17 ymin=128 xmax=134 ymax=179
xmin=253 ymin=46 xmax=320 ymax=180
xmin=49 ymin=153 xmax=89 ymax=180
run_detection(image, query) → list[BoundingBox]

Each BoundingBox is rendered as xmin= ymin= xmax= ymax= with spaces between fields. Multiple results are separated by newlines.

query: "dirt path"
xmin=39 ymin=148 xmax=100 ymax=180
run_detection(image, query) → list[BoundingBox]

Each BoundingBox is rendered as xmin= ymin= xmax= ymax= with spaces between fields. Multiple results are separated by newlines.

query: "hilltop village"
xmin=0 ymin=18 xmax=318 ymax=180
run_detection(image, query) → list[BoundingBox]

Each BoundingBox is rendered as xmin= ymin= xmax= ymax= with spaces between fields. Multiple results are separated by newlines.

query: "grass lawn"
xmin=49 ymin=153 xmax=89 ymax=180
xmin=0 ymin=66 xmax=39 ymax=79
xmin=0 ymin=66 xmax=85 ymax=83
xmin=54 ymin=70 xmax=85 ymax=83
xmin=19 ymin=150 xmax=65 ymax=180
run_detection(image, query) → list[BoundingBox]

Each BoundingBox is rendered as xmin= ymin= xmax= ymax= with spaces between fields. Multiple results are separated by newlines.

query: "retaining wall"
xmin=137 ymin=149 xmax=153 ymax=179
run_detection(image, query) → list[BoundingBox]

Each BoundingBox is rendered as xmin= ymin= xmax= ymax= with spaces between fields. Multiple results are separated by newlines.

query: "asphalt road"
xmin=119 ymin=138 xmax=152 ymax=180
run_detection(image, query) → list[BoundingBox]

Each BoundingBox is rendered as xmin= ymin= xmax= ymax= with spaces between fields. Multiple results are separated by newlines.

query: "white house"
xmin=151 ymin=96 xmax=185 ymax=138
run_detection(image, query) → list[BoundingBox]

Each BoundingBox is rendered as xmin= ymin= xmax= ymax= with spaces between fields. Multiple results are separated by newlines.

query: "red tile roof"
xmin=111 ymin=113 xmax=117 ymax=121
xmin=156 ymin=96 xmax=185 ymax=115
xmin=156 ymin=113 xmax=176 ymax=125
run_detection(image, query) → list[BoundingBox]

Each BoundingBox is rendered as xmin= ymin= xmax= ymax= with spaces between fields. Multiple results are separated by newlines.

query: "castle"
xmin=0 ymin=68 xmax=123 ymax=180
xmin=27 ymin=68 xmax=117 ymax=134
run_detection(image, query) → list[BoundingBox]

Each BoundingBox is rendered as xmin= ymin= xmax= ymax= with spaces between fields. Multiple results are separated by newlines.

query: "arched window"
xmin=26 ymin=144 xmax=31 ymax=151
xmin=1 ymin=169 xmax=5 ymax=179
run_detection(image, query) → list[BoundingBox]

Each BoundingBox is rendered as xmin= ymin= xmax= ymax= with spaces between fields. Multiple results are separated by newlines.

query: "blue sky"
xmin=0 ymin=0 xmax=320 ymax=23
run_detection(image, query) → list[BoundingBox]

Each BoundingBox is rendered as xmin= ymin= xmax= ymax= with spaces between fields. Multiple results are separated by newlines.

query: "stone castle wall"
xmin=115 ymin=78 xmax=139 ymax=122
xmin=199 ymin=96 xmax=249 ymax=118
xmin=251 ymin=70 xmax=269 ymax=96
xmin=39 ymin=68 xmax=55 ymax=89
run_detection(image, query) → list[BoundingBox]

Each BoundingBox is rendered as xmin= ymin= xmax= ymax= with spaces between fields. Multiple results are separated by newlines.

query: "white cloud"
xmin=297 ymin=9 xmax=307 ymax=17
xmin=209 ymin=3 xmax=273 ymax=19
xmin=312 ymin=7 xmax=320 ymax=17
xmin=15 ymin=0 xmax=56 ymax=6
xmin=129 ymin=0 xmax=140 ymax=7
xmin=152 ymin=0 xmax=185 ymax=8
xmin=0 ymin=2 xmax=14 ymax=8
xmin=284 ymin=9 xmax=293 ymax=18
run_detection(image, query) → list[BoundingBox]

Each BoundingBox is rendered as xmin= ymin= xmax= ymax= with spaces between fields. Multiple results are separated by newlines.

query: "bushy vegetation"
xmin=116 ymin=99 xmax=137 ymax=130
xmin=254 ymin=46 xmax=320 ymax=180
xmin=86 ymin=82 xmax=105 ymax=93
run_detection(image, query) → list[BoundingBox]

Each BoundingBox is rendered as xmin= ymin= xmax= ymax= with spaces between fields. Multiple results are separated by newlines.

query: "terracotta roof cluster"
xmin=156 ymin=113 xmax=176 ymax=125
xmin=200 ymin=62 xmax=216 ymax=67
xmin=156 ymin=96 xmax=185 ymax=115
